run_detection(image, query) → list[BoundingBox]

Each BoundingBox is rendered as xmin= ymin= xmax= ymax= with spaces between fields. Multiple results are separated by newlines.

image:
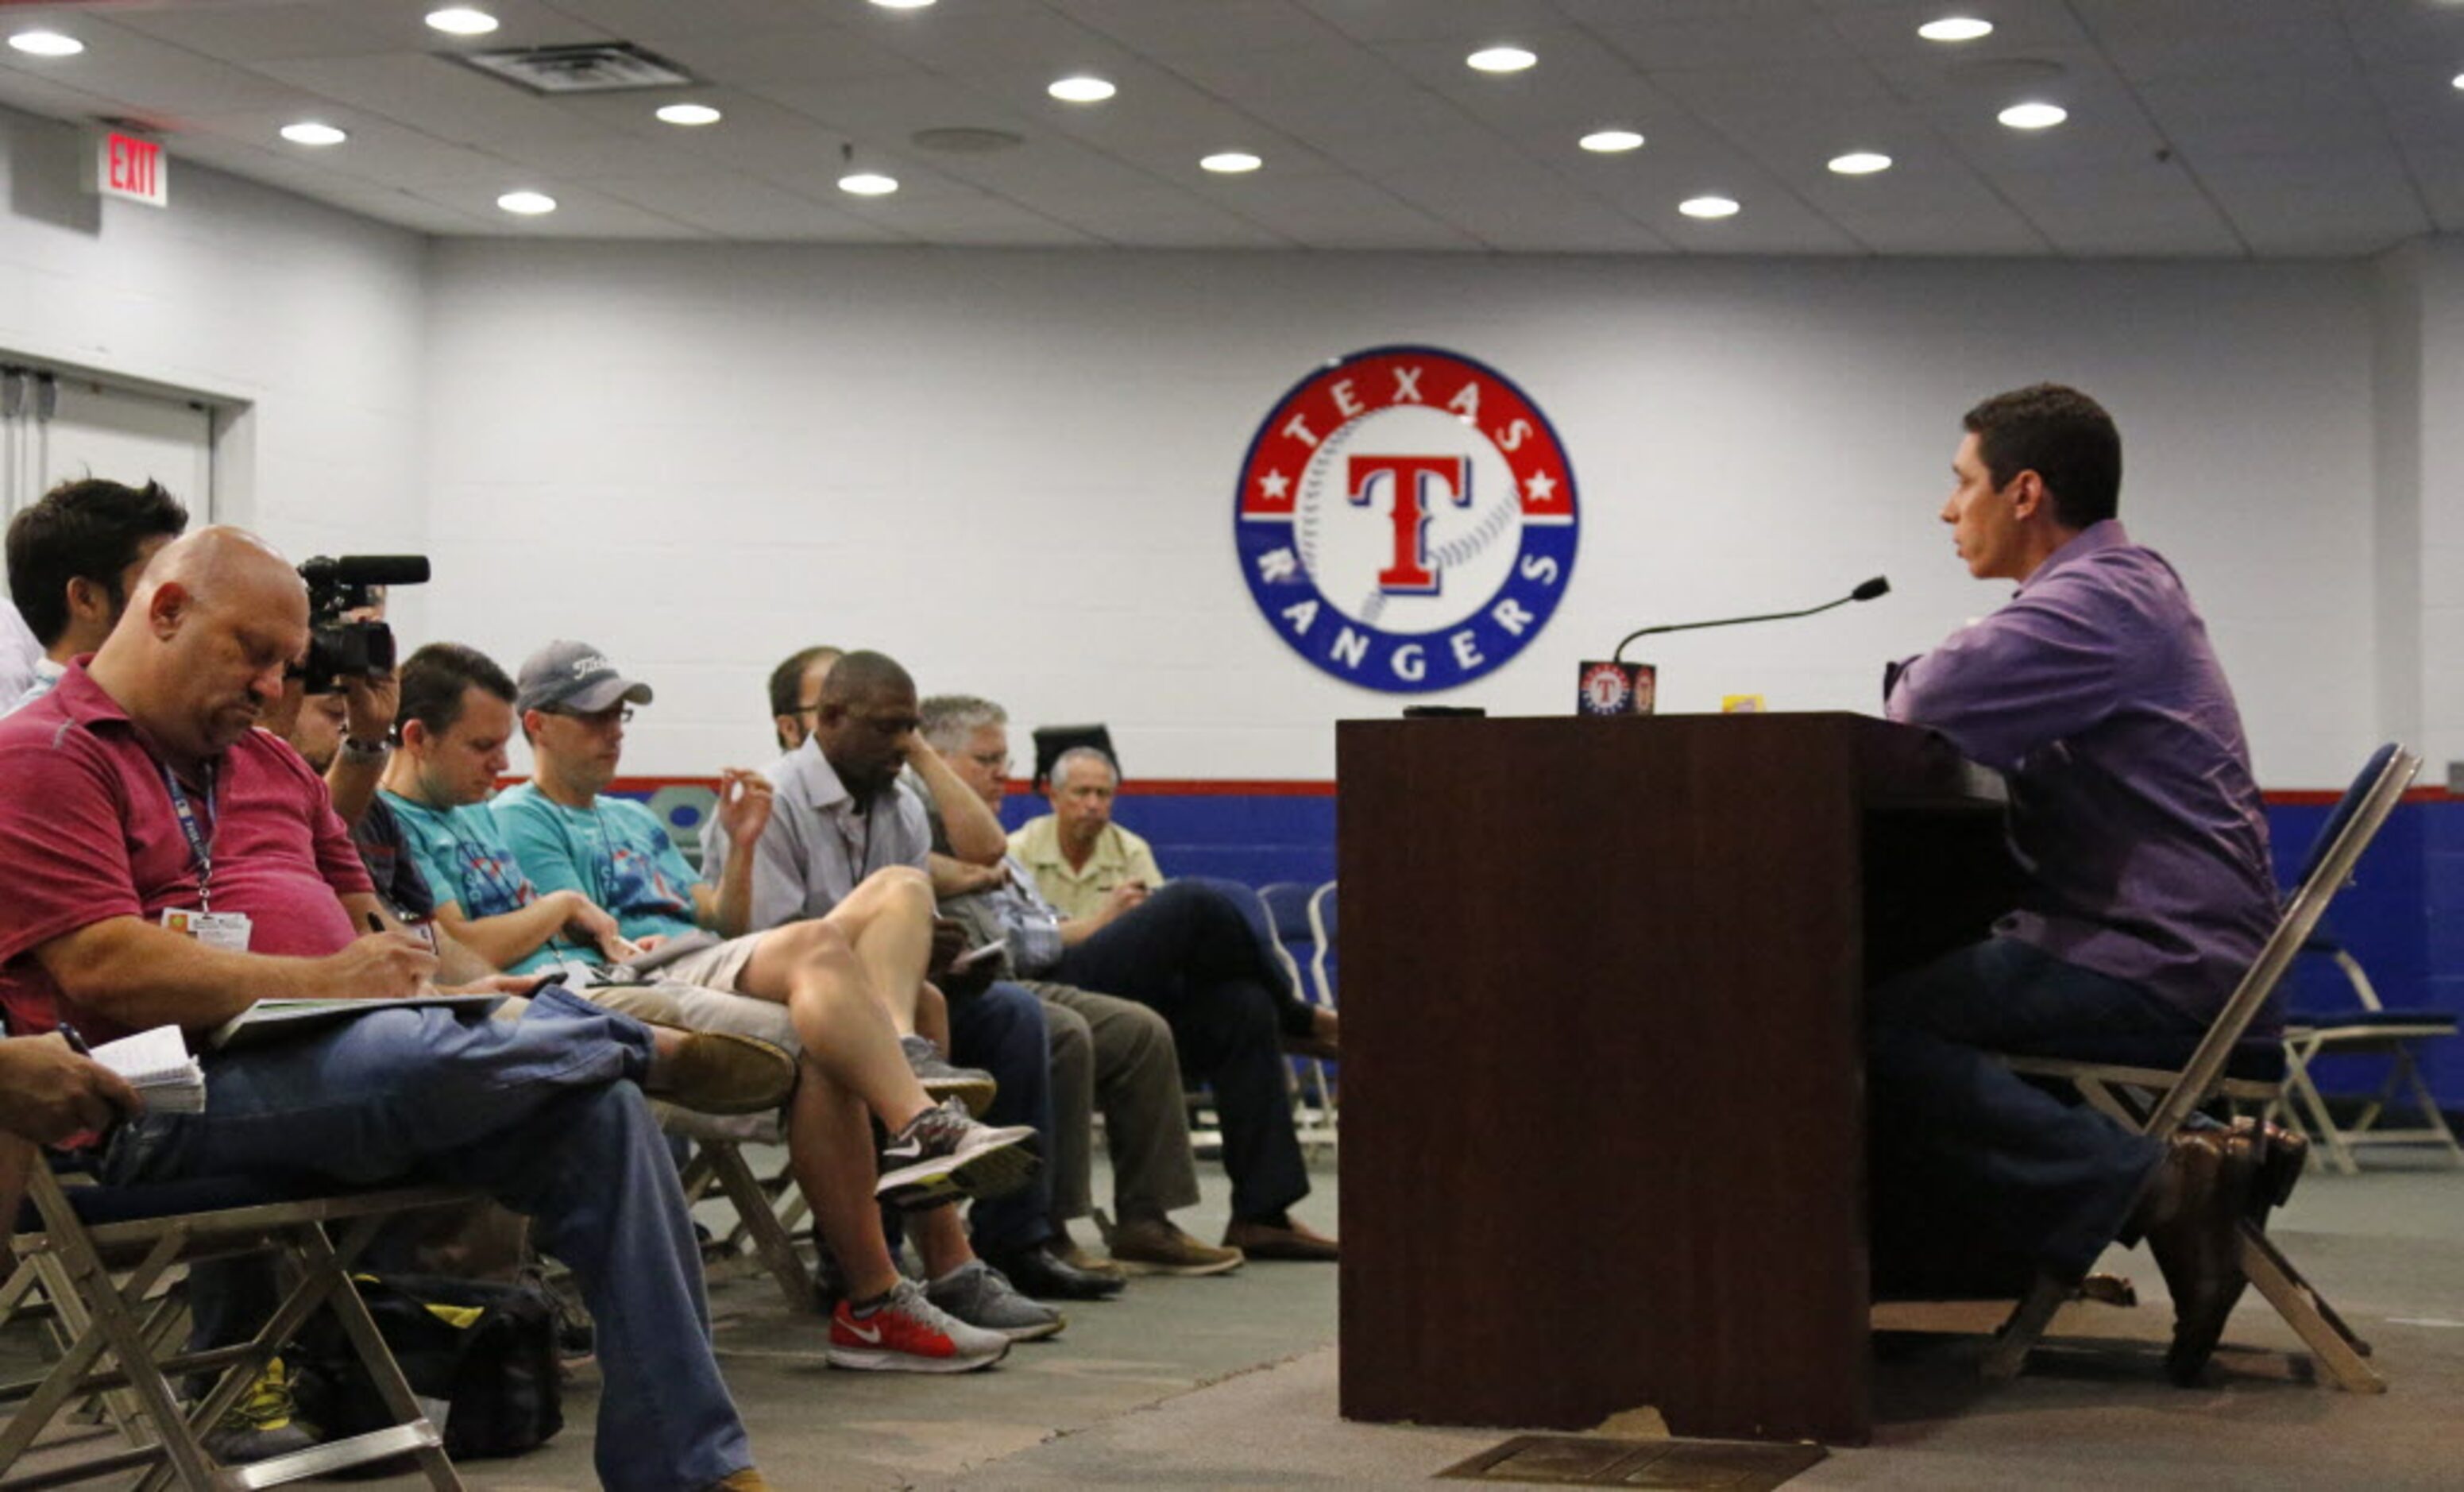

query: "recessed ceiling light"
xmin=1829 ymin=151 xmax=1893 ymax=175
xmin=424 ymin=8 xmax=500 ymax=37
xmin=1580 ymin=129 xmax=1645 ymax=153
xmin=1679 ymin=195 xmax=1740 ymax=218
xmin=1467 ymin=46 xmax=1537 ymax=73
xmin=838 ymin=171 xmax=899 ymax=195
xmin=655 ymin=103 xmax=722 ymax=126
xmin=1998 ymin=101 xmax=2068 ymax=129
xmin=1919 ymin=17 xmax=1994 ymax=43
xmin=1048 ymin=75 xmax=1116 ymax=103
xmin=870 ymin=0 xmax=937 ymax=9
xmin=496 ymin=190 xmax=556 ymax=215
xmin=2454 ymin=72 xmax=2464 ymax=91
xmin=1201 ymin=151 xmax=1262 ymax=173
xmin=280 ymin=122 xmax=349 ymax=147
xmin=7 ymin=30 xmax=85 ymax=58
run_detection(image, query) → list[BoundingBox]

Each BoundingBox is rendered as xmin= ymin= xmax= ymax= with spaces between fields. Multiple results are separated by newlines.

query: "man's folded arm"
xmin=1884 ymin=587 xmax=2125 ymax=770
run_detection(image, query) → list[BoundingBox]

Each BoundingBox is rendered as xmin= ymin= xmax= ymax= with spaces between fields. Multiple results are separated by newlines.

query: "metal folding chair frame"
xmin=2276 ymin=944 xmax=2463 ymax=1174
xmin=1979 ymin=742 xmax=2420 ymax=1393
xmin=3 ymin=1168 xmax=477 ymax=1490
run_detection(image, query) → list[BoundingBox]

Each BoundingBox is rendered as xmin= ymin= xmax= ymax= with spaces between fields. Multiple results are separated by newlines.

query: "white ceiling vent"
xmin=453 ymin=42 xmax=695 ymax=95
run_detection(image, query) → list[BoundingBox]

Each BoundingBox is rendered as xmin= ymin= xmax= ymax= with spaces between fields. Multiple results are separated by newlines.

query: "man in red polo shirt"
xmin=0 ymin=527 xmax=778 ymax=1492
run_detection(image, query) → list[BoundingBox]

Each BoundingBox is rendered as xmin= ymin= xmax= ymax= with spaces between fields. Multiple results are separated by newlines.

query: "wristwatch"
xmin=338 ymin=735 xmax=391 ymax=765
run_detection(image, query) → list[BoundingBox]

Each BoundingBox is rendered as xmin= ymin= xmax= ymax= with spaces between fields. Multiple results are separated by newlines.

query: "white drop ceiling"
xmin=0 ymin=0 xmax=2459 ymax=256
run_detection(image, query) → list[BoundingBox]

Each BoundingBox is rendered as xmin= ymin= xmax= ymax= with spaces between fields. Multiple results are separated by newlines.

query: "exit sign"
xmin=91 ymin=129 xmax=167 ymax=207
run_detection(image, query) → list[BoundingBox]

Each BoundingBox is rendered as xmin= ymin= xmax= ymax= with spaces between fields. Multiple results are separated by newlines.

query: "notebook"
xmin=206 ymin=995 xmax=507 ymax=1052
xmin=88 ymin=1025 xmax=207 ymax=1114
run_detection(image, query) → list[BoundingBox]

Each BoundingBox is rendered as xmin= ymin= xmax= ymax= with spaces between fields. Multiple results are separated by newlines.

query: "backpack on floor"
xmin=291 ymin=1270 xmax=564 ymax=1463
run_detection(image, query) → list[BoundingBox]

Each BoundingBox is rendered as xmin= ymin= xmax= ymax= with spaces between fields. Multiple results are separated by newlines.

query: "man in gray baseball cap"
xmin=515 ymin=640 xmax=654 ymax=717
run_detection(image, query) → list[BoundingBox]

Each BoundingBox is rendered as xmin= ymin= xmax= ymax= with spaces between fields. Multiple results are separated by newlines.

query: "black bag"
xmin=292 ymin=1271 xmax=564 ymax=1463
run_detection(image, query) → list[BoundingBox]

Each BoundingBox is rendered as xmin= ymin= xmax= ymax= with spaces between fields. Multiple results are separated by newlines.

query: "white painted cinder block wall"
xmin=0 ymin=110 xmax=428 ymax=594
xmin=0 ymin=119 xmax=2405 ymax=789
xmin=423 ymin=239 xmax=2376 ymax=787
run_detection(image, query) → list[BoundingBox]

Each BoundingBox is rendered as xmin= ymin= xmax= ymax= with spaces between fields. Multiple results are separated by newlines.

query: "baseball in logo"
xmin=1234 ymin=346 xmax=1578 ymax=693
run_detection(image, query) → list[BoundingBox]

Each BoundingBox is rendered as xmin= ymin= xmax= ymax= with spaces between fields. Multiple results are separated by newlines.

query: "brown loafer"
xmin=1223 ymin=1215 xmax=1339 ymax=1262
xmin=2144 ymin=1127 xmax=2261 ymax=1384
xmin=645 ymin=1029 xmax=798 ymax=1115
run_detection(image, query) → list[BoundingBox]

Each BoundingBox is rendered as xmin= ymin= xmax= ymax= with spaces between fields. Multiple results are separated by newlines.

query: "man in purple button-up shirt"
xmin=1868 ymin=385 xmax=2298 ymax=1385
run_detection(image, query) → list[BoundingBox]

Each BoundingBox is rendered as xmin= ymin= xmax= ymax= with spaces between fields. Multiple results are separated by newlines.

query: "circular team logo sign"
xmin=1234 ymin=346 xmax=1578 ymax=693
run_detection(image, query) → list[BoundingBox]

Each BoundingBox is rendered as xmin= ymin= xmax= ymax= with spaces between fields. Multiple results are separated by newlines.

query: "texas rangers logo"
xmin=1235 ymin=346 xmax=1578 ymax=692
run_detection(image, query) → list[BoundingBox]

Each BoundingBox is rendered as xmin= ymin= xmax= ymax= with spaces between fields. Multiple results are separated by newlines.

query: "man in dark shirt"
xmin=1873 ymin=385 xmax=2297 ymax=1382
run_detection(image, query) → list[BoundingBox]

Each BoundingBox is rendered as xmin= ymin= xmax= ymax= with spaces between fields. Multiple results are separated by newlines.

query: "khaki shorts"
xmin=642 ymin=932 xmax=763 ymax=995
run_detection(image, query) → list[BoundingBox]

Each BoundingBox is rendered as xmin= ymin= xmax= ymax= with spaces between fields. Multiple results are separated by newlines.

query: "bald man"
xmin=0 ymin=527 xmax=778 ymax=1492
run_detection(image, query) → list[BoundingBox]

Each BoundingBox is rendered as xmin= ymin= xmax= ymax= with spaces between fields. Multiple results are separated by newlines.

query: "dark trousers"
xmin=1867 ymin=937 xmax=2199 ymax=1289
xmin=947 ymin=979 xmax=1057 ymax=1257
xmin=1054 ymin=879 xmax=1308 ymax=1223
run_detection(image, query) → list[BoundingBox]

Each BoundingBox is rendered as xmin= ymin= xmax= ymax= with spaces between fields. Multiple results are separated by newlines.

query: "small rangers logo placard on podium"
xmin=1234 ymin=346 xmax=1578 ymax=694
xmin=1578 ymin=660 xmax=1655 ymax=717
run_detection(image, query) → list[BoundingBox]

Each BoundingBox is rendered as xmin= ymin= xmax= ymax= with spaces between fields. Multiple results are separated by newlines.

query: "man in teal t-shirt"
xmin=493 ymin=781 xmax=708 ymax=947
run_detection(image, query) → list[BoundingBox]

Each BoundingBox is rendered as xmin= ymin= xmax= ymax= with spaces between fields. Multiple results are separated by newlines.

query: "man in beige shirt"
xmin=1008 ymin=748 xmax=1164 ymax=922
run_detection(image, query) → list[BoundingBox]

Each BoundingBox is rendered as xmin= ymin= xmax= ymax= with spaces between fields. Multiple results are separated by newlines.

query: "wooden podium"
xmin=1334 ymin=713 xmax=2013 ymax=1446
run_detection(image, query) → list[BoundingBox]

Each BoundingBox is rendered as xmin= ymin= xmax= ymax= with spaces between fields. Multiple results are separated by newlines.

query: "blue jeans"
xmin=1054 ymin=879 xmax=1309 ymax=1223
xmin=107 ymin=987 xmax=751 ymax=1492
xmin=1867 ymin=937 xmax=2204 ymax=1285
xmin=947 ymin=980 xmax=1056 ymax=1258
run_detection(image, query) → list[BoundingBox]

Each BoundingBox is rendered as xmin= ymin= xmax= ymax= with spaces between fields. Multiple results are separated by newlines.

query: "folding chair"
xmin=4 ymin=1160 xmax=477 ymax=1490
xmin=2276 ymin=912 xmax=2461 ymax=1173
xmin=1254 ymin=883 xmax=1336 ymax=1154
xmin=661 ymin=1107 xmax=815 ymax=1312
xmin=1303 ymin=882 xmax=1341 ymax=1134
xmin=1980 ymin=741 xmax=2419 ymax=1393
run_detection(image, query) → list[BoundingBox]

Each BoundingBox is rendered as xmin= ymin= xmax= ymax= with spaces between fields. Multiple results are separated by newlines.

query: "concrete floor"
xmin=10 ymin=1142 xmax=2462 ymax=1489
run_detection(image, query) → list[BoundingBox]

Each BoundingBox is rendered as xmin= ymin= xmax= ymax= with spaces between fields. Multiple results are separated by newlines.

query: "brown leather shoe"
xmin=2144 ymin=1127 xmax=2262 ymax=1385
xmin=644 ymin=1029 xmax=798 ymax=1115
xmin=1223 ymin=1214 xmax=1339 ymax=1262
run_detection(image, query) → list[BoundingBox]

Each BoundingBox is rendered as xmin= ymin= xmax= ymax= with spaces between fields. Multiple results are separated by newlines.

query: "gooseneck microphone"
xmin=1610 ymin=576 xmax=1890 ymax=664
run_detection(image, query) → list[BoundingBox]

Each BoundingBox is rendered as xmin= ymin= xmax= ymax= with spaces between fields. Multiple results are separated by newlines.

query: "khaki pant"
xmin=1025 ymin=981 xmax=1200 ymax=1227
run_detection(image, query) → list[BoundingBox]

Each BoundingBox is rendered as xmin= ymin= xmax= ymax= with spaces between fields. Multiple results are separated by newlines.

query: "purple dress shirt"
xmin=1885 ymin=520 xmax=2279 ymax=1026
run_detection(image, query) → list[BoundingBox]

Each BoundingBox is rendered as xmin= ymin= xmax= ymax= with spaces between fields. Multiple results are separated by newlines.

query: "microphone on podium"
xmin=1577 ymin=576 xmax=1892 ymax=716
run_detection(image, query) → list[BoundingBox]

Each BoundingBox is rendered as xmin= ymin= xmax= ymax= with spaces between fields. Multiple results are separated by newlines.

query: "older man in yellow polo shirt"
xmin=1008 ymin=747 xmax=1164 ymax=921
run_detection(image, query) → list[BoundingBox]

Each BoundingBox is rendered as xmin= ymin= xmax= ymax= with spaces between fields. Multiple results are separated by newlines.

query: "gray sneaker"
xmin=925 ymin=1259 xmax=1064 ymax=1342
xmin=877 ymin=1099 xmax=1040 ymax=1211
xmin=900 ymin=1033 xmax=996 ymax=1117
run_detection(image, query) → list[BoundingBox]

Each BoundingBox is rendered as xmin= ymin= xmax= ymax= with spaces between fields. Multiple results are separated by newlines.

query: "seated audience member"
xmin=921 ymin=696 xmax=1245 ymax=1279
xmin=716 ymin=650 xmax=1087 ymax=1296
xmin=769 ymin=643 xmax=845 ymax=752
xmin=0 ymin=527 xmax=782 ymax=1492
xmin=2 ymin=477 xmax=189 ymax=715
xmin=979 ymin=739 xmax=1337 ymax=1259
xmin=1011 ymin=748 xmax=1338 ymax=1058
xmin=488 ymin=639 xmax=1060 ymax=1350
xmin=1872 ymin=385 xmax=2301 ymax=1380
xmin=1008 ymin=747 xmax=1163 ymax=919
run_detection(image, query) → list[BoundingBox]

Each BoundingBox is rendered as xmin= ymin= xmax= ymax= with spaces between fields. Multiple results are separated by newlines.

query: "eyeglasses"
xmin=552 ymin=705 xmax=633 ymax=728
xmin=968 ymin=750 xmax=1012 ymax=773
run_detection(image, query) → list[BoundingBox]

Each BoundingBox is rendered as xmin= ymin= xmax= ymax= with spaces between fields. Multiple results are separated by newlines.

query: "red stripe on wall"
xmin=589 ymin=775 xmax=1342 ymax=798
xmin=578 ymin=775 xmax=2444 ymax=804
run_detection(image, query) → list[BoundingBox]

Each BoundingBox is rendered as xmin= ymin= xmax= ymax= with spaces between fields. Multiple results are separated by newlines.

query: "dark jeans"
xmin=947 ymin=979 xmax=1057 ymax=1257
xmin=1867 ymin=937 xmax=2203 ymax=1288
xmin=1054 ymin=879 xmax=1309 ymax=1223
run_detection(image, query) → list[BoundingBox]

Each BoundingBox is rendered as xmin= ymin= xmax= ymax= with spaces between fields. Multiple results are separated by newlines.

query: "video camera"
xmin=296 ymin=555 xmax=429 ymax=694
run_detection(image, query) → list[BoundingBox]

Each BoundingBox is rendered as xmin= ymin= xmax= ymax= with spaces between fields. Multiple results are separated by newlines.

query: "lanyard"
xmin=157 ymin=761 xmax=218 ymax=912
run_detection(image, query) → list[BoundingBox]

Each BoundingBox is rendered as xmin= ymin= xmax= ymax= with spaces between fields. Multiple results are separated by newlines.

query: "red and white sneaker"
xmin=827 ymin=1279 xmax=1010 ymax=1373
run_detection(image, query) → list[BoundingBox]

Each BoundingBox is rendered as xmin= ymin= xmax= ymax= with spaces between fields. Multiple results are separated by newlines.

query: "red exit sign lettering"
xmin=91 ymin=129 xmax=168 ymax=207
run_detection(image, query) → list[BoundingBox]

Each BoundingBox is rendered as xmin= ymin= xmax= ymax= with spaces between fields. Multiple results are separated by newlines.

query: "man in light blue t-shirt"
xmin=492 ymin=639 xmax=1072 ymax=1350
